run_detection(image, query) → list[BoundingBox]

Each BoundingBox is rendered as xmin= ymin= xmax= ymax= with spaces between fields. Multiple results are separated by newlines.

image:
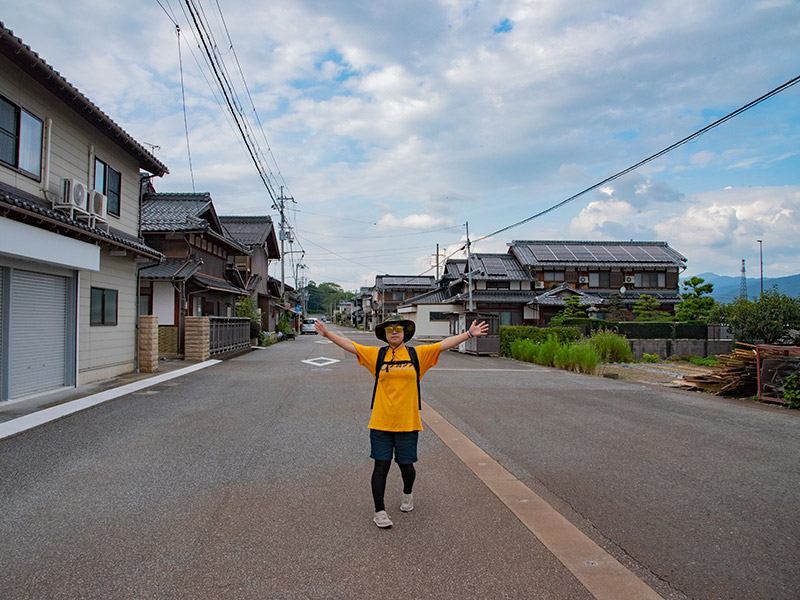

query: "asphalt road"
xmin=1 ymin=326 xmax=798 ymax=599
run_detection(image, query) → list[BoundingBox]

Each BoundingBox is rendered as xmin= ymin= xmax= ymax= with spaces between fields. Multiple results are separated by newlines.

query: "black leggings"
xmin=371 ymin=460 xmax=415 ymax=512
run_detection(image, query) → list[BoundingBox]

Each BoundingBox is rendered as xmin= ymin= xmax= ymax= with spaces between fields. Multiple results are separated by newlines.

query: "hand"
xmin=314 ymin=320 xmax=329 ymax=337
xmin=469 ymin=320 xmax=489 ymax=337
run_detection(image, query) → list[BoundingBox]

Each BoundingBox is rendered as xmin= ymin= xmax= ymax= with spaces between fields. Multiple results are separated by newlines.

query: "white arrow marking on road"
xmin=302 ymin=357 xmax=340 ymax=367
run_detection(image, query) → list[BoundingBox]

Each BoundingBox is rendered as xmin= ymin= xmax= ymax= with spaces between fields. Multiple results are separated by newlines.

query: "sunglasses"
xmin=385 ymin=325 xmax=405 ymax=334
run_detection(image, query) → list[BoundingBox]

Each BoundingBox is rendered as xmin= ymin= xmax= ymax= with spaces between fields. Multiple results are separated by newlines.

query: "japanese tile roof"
xmin=442 ymin=259 xmax=466 ymax=280
xmin=400 ymin=287 xmax=455 ymax=306
xmin=375 ymin=275 xmax=436 ymax=289
xmin=0 ymin=182 xmax=162 ymax=260
xmin=0 ymin=23 xmax=167 ymax=176
xmin=192 ymin=272 xmax=248 ymax=295
xmin=450 ymin=290 xmax=540 ymax=304
xmin=468 ymin=253 xmax=530 ymax=280
xmin=139 ymin=257 xmax=202 ymax=280
xmin=141 ymin=193 xmax=214 ymax=231
xmin=528 ymin=284 xmax=604 ymax=306
xmin=509 ymin=240 xmax=686 ymax=269
xmin=219 ymin=215 xmax=280 ymax=258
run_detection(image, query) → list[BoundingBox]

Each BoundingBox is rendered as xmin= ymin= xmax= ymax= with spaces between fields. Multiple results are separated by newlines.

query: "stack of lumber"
xmin=681 ymin=344 xmax=758 ymax=396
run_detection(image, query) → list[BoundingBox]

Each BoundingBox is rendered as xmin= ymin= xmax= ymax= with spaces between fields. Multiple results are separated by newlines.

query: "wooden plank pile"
xmin=681 ymin=343 xmax=758 ymax=396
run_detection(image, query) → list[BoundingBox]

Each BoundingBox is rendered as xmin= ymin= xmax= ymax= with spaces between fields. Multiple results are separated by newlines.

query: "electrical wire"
xmin=176 ymin=25 xmax=195 ymax=192
xmin=474 ymin=73 xmax=800 ymax=244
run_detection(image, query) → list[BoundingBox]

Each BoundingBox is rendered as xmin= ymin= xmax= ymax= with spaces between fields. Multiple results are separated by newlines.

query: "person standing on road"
xmin=314 ymin=315 xmax=489 ymax=528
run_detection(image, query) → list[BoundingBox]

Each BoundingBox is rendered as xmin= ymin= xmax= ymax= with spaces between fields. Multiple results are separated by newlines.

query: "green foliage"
xmin=276 ymin=312 xmax=293 ymax=336
xmin=304 ymin=281 xmax=354 ymax=314
xmin=710 ymin=286 xmax=800 ymax=344
xmin=508 ymin=335 xmax=600 ymax=374
xmin=500 ymin=325 xmax=582 ymax=356
xmin=686 ymin=355 xmax=720 ymax=367
xmin=633 ymin=294 xmax=672 ymax=321
xmin=549 ymin=295 xmax=587 ymax=325
xmin=676 ymin=277 xmax=717 ymax=322
xmin=642 ymin=353 xmax=660 ymax=363
xmin=783 ymin=373 xmax=800 ymax=409
xmin=603 ymin=292 xmax=628 ymax=321
xmin=236 ymin=295 xmax=261 ymax=325
xmin=586 ymin=330 xmax=634 ymax=363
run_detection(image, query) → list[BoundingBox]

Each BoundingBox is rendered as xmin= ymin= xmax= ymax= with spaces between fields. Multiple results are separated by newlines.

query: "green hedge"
xmin=499 ymin=325 xmax=581 ymax=357
xmin=556 ymin=319 xmax=709 ymax=340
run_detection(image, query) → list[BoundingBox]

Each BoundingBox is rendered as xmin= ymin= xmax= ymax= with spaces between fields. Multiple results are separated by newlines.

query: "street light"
xmin=757 ymin=240 xmax=763 ymax=296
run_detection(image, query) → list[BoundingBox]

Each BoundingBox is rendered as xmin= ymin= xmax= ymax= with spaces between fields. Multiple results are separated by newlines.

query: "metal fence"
xmin=208 ymin=316 xmax=251 ymax=356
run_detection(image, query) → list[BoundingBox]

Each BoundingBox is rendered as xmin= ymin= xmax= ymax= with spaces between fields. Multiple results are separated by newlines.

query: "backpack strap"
xmin=407 ymin=346 xmax=422 ymax=410
xmin=371 ymin=346 xmax=389 ymax=409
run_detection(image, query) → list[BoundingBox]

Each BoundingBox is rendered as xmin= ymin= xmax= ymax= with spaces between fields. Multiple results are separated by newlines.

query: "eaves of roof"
xmin=0 ymin=185 xmax=162 ymax=260
xmin=139 ymin=257 xmax=202 ymax=280
xmin=0 ymin=23 xmax=167 ymax=176
xmin=191 ymin=272 xmax=248 ymax=295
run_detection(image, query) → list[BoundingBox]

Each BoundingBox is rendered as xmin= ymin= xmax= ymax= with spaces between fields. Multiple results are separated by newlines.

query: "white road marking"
xmin=302 ymin=357 xmax=341 ymax=367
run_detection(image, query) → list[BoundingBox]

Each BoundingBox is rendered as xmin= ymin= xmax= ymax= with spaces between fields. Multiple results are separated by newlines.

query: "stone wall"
xmin=138 ymin=315 xmax=159 ymax=373
xmin=629 ymin=339 xmax=734 ymax=360
xmin=185 ymin=316 xmax=210 ymax=362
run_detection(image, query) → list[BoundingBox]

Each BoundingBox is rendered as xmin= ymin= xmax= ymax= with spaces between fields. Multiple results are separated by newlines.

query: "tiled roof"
xmin=219 ymin=216 xmax=274 ymax=245
xmin=139 ymin=257 xmax=202 ymax=280
xmin=450 ymin=290 xmax=539 ymax=304
xmin=192 ymin=272 xmax=248 ymax=295
xmin=443 ymin=259 xmax=466 ymax=280
xmin=509 ymin=240 xmax=686 ymax=268
xmin=376 ymin=275 xmax=436 ymax=289
xmin=0 ymin=23 xmax=167 ymax=176
xmin=400 ymin=287 xmax=455 ymax=306
xmin=141 ymin=193 xmax=213 ymax=231
xmin=0 ymin=182 xmax=161 ymax=260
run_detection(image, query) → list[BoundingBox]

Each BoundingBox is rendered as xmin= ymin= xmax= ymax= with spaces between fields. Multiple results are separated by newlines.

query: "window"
xmin=543 ymin=271 xmax=565 ymax=282
xmin=0 ymin=95 xmax=43 ymax=178
xmin=486 ymin=281 xmax=510 ymax=289
xmin=588 ymin=272 xmax=610 ymax=287
xmin=635 ymin=272 xmax=666 ymax=288
xmin=90 ymin=288 xmax=118 ymax=325
xmin=94 ymin=158 xmax=121 ymax=216
xmin=392 ymin=291 xmax=405 ymax=300
xmin=429 ymin=312 xmax=450 ymax=321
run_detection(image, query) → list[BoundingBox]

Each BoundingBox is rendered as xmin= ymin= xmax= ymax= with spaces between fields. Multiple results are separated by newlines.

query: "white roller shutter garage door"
xmin=9 ymin=269 xmax=68 ymax=399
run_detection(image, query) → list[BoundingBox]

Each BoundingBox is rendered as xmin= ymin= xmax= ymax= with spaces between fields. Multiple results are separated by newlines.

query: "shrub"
xmin=642 ymin=353 xmax=660 ymax=363
xmin=783 ymin=373 xmax=800 ymax=409
xmin=500 ymin=325 xmax=581 ymax=356
xmin=587 ymin=330 xmax=634 ymax=363
xmin=569 ymin=343 xmax=601 ymax=374
xmin=687 ymin=355 xmax=720 ymax=367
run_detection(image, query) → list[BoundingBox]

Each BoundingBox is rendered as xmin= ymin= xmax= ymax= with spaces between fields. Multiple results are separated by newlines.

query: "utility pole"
xmin=278 ymin=186 xmax=286 ymax=298
xmin=435 ymin=243 xmax=440 ymax=279
xmin=466 ymin=222 xmax=473 ymax=312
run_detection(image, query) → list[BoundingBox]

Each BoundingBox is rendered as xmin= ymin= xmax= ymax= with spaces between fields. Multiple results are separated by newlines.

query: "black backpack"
xmin=370 ymin=345 xmax=421 ymax=410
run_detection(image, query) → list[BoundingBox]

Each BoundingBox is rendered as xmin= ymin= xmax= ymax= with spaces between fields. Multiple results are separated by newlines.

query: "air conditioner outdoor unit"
xmin=624 ymin=275 xmax=635 ymax=284
xmin=59 ymin=178 xmax=88 ymax=211
xmin=578 ymin=276 xmax=589 ymax=284
xmin=89 ymin=190 xmax=107 ymax=219
xmin=534 ymin=280 xmax=545 ymax=289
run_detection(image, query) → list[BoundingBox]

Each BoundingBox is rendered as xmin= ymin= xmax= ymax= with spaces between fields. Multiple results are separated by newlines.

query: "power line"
xmin=175 ymin=25 xmax=195 ymax=192
xmin=474 ymin=73 xmax=800 ymax=244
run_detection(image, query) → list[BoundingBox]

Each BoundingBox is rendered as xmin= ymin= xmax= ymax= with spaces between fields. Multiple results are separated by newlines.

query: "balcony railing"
xmin=208 ymin=316 xmax=251 ymax=356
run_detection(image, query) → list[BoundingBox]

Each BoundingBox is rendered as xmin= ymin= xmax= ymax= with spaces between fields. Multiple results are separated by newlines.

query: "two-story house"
xmin=372 ymin=275 xmax=436 ymax=326
xmin=138 ymin=191 xmax=250 ymax=355
xmin=219 ymin=216 xmax=280 ymax=331
xmin=508 ymin=240 xmax=687 ymax=324
xmin=0 ymin=24 xmax=168 ymax=401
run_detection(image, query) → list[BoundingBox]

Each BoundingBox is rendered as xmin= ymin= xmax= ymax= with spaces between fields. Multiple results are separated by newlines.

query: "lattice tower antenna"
xmin=740 ymin=259 xmax=748 ymax=299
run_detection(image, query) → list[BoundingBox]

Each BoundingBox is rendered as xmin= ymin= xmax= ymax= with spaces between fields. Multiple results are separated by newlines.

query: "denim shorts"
xmin=369 ymin=429 xmax=419 ymax=464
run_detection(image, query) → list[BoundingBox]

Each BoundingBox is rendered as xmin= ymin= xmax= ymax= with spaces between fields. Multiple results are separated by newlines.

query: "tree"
xmin=710 ymin=286 xmax=800 ymax=344
xmin=550 ymin=295 xmax=586 ymax=324
xmin=675 ymin=276 xmax=716 ymax=321
xmin=632 ymin=294 xmax=671 ymax=321
xmin=603 ymin=292 xmax=628 ymax=321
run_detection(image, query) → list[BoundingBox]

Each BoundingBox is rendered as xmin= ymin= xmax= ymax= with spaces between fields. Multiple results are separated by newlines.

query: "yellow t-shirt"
xmin=354 ymin=342 xmax=441 ymax=432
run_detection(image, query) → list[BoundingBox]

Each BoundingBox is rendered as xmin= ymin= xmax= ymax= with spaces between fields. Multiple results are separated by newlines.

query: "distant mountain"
xmin=688 ymin=272 xmax=800 ymax=303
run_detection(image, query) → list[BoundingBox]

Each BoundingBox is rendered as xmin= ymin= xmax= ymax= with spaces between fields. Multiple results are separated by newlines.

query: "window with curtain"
xmin=94 ymin=157 xmax=122 ymax=216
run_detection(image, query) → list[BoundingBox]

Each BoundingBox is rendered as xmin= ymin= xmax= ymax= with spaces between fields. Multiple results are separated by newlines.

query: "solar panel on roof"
xmin=550 ymin=245 xmax=577 ymax=260
xmin=570 ymin=246 xmax=595 ymax=260
xmin=529 ymin=245 xmax=556 ymax=261
xmin=482 ymin=257 xmax=507 ymax=275
xmin=606 ymin=246 xmax=634 ymax=261
xmin=589 ymin=246 xmax=615 ymax=261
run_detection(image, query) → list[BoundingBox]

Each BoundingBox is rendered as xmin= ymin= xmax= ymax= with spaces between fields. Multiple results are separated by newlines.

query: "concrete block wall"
xmin=138 ymin=315 xmax=159 ymax=373
xmin=629 ymin=339 xmax=735 ymax=360
xmin=185 ymin=316 xmax=210 ymax=362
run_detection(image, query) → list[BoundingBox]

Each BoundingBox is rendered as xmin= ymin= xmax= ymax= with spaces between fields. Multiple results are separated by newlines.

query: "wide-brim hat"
xmin=375 ymin=315 xmax=415 ymax=344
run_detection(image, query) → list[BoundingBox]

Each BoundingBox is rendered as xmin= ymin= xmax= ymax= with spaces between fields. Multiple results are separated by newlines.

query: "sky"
xmin=4 ymin=0 xmax=799 ymax=292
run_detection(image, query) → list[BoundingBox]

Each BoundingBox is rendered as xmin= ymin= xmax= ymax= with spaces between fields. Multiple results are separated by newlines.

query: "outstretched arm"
xmin=315 ymin=320 xmax=357 ymax=355
xmin=438 ymin=320 xmax=489 ymax=353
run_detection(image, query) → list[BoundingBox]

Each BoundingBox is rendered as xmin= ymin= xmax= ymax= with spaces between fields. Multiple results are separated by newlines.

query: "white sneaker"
xmin=400 ymin=493 xmax=414 ymax=512
xmin=373 ymin=510 xmax=393 ymax=528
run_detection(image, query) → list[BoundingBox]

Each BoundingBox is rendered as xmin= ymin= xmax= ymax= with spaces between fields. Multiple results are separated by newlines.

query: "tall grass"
xmin=586 ymin=330 xmax=634 ymax=363
xmin=510 ymin=335 xmax=601 ymax=374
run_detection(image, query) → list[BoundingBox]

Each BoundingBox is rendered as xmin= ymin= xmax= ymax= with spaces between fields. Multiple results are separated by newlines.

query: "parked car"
xmin=301 ymin=318 xmax=317 ymax=334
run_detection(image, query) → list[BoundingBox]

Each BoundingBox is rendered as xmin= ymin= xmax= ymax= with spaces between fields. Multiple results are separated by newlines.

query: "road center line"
xmin=421 ymin=401 xmax=663 ymax=600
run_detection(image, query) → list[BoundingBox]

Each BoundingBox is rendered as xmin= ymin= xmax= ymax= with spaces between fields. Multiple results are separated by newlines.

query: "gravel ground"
xmin=595 ymin=361 xmax=714 ymax=386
